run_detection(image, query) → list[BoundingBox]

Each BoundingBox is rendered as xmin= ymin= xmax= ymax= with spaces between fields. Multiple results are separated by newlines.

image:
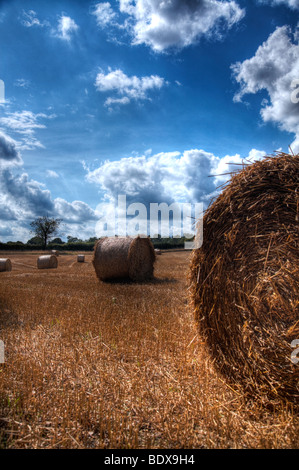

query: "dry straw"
xmin=77 ymin=255 xmax=85 ymax=263
xmin=189 ymin=152 xmax=299 ymax=405
xmin=0 ymin=258 xmax=12 ymax=272
xmin=93 ymin=236 xmax=156 ymax=281
xmin=37 ymin=254 xmax=58 ymax=270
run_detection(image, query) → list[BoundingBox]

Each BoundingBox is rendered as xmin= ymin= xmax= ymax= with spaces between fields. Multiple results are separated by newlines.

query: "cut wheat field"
xmin=0 ymin=251 xmax=298 ymax=449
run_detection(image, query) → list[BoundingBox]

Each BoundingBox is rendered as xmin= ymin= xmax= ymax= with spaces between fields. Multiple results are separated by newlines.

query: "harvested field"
xmin=0 ymin=251 xmax=298 ymax=449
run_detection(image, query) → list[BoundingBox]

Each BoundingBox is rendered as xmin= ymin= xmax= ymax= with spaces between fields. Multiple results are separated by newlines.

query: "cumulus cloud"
xmin=0 ymin=170 xmax=54 ymax=216
xmin=0 ymin=132 xmax=22 ymax=165
xmin=95 ymin=68 xmax=166 ymax=106
xmin=92 ymin=2 xmax=117 ymax=27
xmin=0 ymin=118 xmax=97 ymax=241
xmin=0 ymin=164 xmax=97 ymax=242
xmin=118 ymin=0 xmax=245 ymax=52
xmin=0 ymin=205 xmax=18 ymax=222
xmin=0 ymin=169 xmax=96 ymax=223
xmin=86 ymin=147 xmax=265 ymax=208
xmin=54 ymin=199 xmax=97 ymax=223
xmin=0 ymin=144 xmax=265 ymax=242
xmin=232 ymin=25 xmax=299 ymax=152
xmin=86 ymin=148 xmax=265 ymax=237
xmin=56 ymin=15 xmax=79 ymax=41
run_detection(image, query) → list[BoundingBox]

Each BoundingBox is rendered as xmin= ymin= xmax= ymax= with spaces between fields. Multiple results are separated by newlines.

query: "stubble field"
xmin=0 ymin=251 xmax=298 ymax=449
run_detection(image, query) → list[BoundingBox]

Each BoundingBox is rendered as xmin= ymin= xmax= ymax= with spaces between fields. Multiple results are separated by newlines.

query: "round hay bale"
xmin=51 ymin=250 xmax=59 ymax=256
xmin=93 ymin=236 xmax=156 ymax=281
xmin=189 ymin=152 xmax=299 ymax=405
xmin=0 ymin=258 xmax=12 ymax=272
xmin=37 ymin=254 xmax=58 ymax=270
xmin=77 ymin=254 xmax=85 ymax=263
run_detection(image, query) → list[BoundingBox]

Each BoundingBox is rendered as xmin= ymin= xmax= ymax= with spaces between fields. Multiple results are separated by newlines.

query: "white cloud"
xmin=104 ymin=96 xmax=131 ymax=110
xmin=0 ymin=111 xmax=46 ymax=135
xmin=92 ymin=2 xmax=116 ymax=27
xmin=0 ymin=167 xmax=97 ymax=242
xmin=46 ymin=170 xmax=59 ymax=178
xmin=0 ymin=169 xmax=54 ymax=219
xmin=20 ymin=10 xmax=43 ymax=28
xmin=259 ymin=0 xmax=299 ymax=9
xmin=53 ymin=198 xmax=97 ymax=223
xmin=0 ymin=110 xmax=55 ymax=150
xmin=0 ymin=143 xmax=266 ymax=242
xmin=86 ymin=147 xmax=265 ymax=208
xmin=232 ymin=25 xmax=299 ymax=152
xmin=0 ymin=129 xmax=97 ymax=242
xmin=14 ymin=79 xmax=31 ymax=89
xmin=119 ymin=0 xmax=245 ymax=52
xmin=95 ymin=68 xmax=166 ymax=105
xmin=20 ymin=11 xmax=80 ymax=42
xmin=86 ymin=147 xmax=265 ymax=237
xmin=57 ymin=15 xmax=79 ymax=41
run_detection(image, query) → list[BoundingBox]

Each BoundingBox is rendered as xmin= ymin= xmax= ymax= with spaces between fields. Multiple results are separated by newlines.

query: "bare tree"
xmin=30 ymin=216 xmax=62 ymax=250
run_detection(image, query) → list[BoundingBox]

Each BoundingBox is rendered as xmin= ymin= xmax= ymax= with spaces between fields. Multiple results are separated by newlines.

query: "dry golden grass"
xmin=0 ymin=251 xmax=298 ymax=449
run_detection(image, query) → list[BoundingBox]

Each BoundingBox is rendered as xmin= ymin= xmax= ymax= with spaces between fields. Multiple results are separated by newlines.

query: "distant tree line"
xmin=0 ymin=236 xmax=191 ymax=251
xmin=0 ymin=216 xmax=194 ymax=251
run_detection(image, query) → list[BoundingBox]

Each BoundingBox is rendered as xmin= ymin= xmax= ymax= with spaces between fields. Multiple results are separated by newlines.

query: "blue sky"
xmin=0 ymin=0 xmax=298 ymax=241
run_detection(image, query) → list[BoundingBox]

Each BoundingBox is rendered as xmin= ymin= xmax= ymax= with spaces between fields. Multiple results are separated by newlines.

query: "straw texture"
xmin=189 ymin=152 xmax=299 ymax=405
xmin=37 ymin=255 xmax=58 ymax=270
xmin=0 ymin=258 xmax=12 ymax=272
xmin=93 ymin=236 xmax=156 ymax=281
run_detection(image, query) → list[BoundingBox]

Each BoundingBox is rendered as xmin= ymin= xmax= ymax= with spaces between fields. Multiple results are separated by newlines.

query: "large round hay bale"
xmin=93 ymin=236 xmax=156 ymax=281
xmin=189 ymin=152 xmax=299 ymax=405
xmin=77 ymin=255 xmax=85 ymax=263
xmin=37 ymin=254 xmax=58 ymax=270
xmin=0 ymin=258 xmax=12 ymax=272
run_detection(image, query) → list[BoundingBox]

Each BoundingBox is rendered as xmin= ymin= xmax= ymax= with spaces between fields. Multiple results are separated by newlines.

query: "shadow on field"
xmin=97 ymin=276 xmax=178 ymax=285
xmin=149 ymin=277 xmax=179 ymax=285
